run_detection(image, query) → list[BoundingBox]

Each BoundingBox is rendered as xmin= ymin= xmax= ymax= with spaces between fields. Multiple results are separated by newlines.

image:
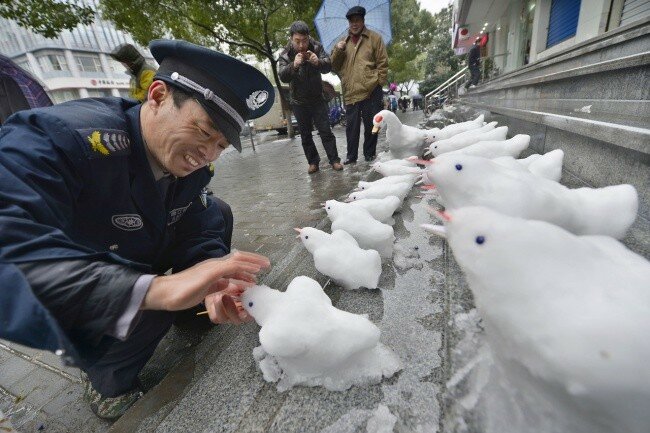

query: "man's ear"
xmin=146 ymin=80 xmax=170 ymax=109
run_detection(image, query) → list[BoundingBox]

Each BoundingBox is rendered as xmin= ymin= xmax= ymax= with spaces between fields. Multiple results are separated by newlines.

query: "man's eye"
xmin=199 ymin=129 xmax=210 ymax=138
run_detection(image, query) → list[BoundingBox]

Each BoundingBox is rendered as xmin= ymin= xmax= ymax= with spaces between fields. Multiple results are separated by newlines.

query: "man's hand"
xmin=306 ymin=51 xmax=319 ymax=67
xmin=336 ymin=40 xmax=346 ymax=50
xmin=293 ymin=53 xmax=304 ymax=68
xmin=141 ymin=251 xmax=270 ymax=313
xmin=204 ymin=279 xmax=251 ymax=324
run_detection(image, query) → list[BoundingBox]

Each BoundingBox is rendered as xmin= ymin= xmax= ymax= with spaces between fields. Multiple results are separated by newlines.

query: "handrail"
xmin=424 ymin=66 xmax=468 ymax=99
xmin=430 ymin=72 xmax=468 ymax=97
xmin=424 ymin=67 xmax=469 ymax=114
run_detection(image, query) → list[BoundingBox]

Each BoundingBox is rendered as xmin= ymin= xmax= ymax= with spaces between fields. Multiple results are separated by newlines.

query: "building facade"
xmin=0 ymin=0 xmax=155 ymax=103
xmin=452 ymin=0 xmax=650 ymax=78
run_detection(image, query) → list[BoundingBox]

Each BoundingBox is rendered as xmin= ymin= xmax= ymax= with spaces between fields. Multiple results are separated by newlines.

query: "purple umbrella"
xmin=0 ymin=54 xmax=53 ymax=110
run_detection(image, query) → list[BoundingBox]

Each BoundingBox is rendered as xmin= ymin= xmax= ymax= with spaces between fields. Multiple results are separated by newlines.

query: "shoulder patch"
xmin=76 ymin=128 xmax=132 ymax=159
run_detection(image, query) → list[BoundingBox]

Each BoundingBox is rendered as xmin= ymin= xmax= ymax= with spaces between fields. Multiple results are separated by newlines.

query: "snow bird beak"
xmin=371 ymin=125 xmax=380 ymax=134
xmin=421 ymin=224 xmax=447 ymax=238
xmin=294 ymin=227 xmax=302 ymax=238
xmin=424 ymin=149 xmax=432 ymax=156
xmin=415 ymin=179 xmax=424 ymax=185
xmin=426 ymin=206 xmax=451 ymax=222
xmin=344 ymin=197 xmax=353 ymax=203
xmin=410 ymin=158 xmax=434 ymax=166
xmin=437 ymin=210 xmax=452 ymax=222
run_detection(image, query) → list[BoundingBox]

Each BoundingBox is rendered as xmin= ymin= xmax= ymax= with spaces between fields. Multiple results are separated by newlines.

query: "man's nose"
xmin=199 ymin=144 xmax=217 ymax=162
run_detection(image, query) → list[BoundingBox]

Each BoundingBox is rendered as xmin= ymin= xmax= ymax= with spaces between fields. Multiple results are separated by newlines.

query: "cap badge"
xmin=246 ymin=90 xmax=269 ymax=110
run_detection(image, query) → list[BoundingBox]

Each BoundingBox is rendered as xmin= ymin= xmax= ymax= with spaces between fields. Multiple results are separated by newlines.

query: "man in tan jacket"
xmin=331 ymin=6 xmax=388 ymax=164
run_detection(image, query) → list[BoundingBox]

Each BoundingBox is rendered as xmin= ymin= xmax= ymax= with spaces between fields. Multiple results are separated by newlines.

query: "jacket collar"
xmin=125 ymin=104 xmax=167 ymax=234
xmin=348 ymin=26 xmax=370 ymax=39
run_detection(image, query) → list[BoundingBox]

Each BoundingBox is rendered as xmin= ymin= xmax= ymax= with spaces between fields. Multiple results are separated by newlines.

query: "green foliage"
xmin=0 ymin=0 xmax=94 ymax=38
xmin=388 ymin=0 xmax=435 ymax=90
xmin=99 ymin=0 xmax=321 ymax=101
xmin=418 ymin=5 xmax=462 ymax=96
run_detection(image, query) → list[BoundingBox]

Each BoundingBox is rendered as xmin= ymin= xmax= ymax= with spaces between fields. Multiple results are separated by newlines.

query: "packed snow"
xmin=243 ymin=277 xmax=401 ymax=392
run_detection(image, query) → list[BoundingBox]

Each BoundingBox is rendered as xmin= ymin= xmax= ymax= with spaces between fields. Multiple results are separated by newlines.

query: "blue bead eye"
xmin=455 ymin=164 xmax=463 ymax=171
xmin=248 ymin=302 xmax=253 ymax=307
xmin=475 ymin=236 xmax=485 ymax=245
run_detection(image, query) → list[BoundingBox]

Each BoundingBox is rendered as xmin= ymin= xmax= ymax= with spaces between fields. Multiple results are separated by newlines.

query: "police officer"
xmin=0 ymin=40 xmax=275 ymax=420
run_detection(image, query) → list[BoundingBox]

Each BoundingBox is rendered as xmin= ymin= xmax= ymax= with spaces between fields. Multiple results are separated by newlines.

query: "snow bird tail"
xmin=572 ymin=184 xmax=638 ymax=239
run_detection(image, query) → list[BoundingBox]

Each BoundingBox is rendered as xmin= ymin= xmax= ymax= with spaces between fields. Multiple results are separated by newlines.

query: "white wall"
xmin=505 ymin=0 xmax=527 ymax=72
xmin=574 ymin=0 xmax=611 ymax=43
xmin=533 ymin=0 xmax=611 ymax=61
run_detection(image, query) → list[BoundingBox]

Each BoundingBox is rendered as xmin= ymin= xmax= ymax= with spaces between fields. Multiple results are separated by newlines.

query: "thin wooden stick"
xmin=196 ymin=310 xmax=209 ymax=316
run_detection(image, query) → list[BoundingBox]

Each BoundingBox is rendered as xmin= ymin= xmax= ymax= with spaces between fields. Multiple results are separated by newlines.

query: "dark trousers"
xmin=292 ymin=101 xmax=339 ymax=165
xmin=85 ymin=198 xmax=234 ymax=397
xmin=466 ymin=65 xmax=480 ymax=88
xmin=345 ymin=85 xmax=384 ymax=161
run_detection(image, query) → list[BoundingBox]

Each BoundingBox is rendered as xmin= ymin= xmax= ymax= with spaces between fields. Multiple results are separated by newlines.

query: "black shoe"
xmin=364 ymin=155 xmax=376 ymax=162
xmin=343 ymin=159 xmax=357 ymax=165
xmin=81 ymin=372 xmax=143 ymax=420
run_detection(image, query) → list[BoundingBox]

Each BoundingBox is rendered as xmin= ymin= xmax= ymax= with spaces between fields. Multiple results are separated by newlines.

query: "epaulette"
xmin=76 ymin=128 xmax=132 ymax=159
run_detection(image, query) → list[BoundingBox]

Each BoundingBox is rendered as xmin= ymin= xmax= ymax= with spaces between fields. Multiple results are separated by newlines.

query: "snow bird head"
xmin=241 ymin=284 xmax=283 ymax=325
xmin=295 ymin=227 xmax=330 ymax=253
xmin=344 ymin=192 xmax=362 ymax=202
xmin=424 ymin=128 xmax=440 ymax=143
xmin=421 ymin=153 xmax=485 ymax=192
xmin=324 ymin=199 xmax=347 ymax=215
xmin=371 ymin=109 xmax=393 ymax=134
xmin=431 ymin=206 xmax=551 ymax=283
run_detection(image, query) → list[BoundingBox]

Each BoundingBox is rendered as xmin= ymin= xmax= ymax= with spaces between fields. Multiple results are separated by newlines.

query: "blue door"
xmin=546 ymin=0 xmax=581 ymax=48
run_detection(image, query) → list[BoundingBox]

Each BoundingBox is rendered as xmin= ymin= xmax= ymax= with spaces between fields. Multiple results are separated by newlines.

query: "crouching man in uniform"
xmin=0 ymin=40 xmax=275 ymax=420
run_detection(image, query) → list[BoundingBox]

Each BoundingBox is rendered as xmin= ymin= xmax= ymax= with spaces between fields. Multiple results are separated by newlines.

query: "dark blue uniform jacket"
xmin=0 ymin=97 xmax=229 ymax=366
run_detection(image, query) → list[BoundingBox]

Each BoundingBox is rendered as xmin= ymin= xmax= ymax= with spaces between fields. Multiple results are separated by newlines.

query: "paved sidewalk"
xmin=1 ymin=112 xmax=425 ymax=432
xmin=108 ymin=109 xmax=480 ymax=433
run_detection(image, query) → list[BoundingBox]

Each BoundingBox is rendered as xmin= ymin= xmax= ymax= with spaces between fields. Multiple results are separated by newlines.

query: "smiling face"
xmin=141 ymin=81 xmax=230 ymax=177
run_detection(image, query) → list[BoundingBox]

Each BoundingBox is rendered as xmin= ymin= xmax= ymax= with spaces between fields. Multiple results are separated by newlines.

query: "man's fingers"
xmin=222 ymin=295 xmax=243 ymax=324
xmin=230 ymin=251 xmax=271 ymax=268
xmin=228 ymin=278 xmax=255 ymax=290
xmin=235 ymin=301 xmax=253 ymax=322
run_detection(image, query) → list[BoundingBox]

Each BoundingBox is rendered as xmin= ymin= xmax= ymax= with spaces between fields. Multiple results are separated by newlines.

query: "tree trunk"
xmin=267 ymin=51 xmax=294 ymax=138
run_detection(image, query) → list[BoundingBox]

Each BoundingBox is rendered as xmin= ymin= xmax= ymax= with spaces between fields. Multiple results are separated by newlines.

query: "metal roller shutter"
xmin=620 ymin=0 xmax=650 ymax=27
xmin=546 ymin=0 xmax=581 ymax=48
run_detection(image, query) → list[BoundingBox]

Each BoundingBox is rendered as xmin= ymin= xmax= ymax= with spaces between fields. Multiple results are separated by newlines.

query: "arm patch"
xmin=76 ymin=128 xmax=132 ymax=159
